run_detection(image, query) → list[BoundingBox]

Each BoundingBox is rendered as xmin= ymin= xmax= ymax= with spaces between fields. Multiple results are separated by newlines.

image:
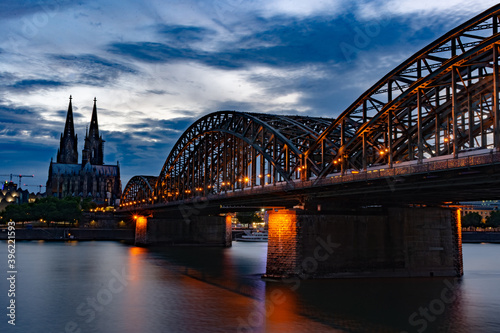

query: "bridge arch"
xmin=155 ymin=111 xmax=332 ymax=202
xmin=306 ymin=4 xmax=500 ymax=182
xmin=121 ymin=175 xmax=157 ymax=206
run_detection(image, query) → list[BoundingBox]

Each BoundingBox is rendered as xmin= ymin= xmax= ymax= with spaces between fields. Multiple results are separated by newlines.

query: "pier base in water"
xmin=264 ymin=207 xmax=462 ymax=279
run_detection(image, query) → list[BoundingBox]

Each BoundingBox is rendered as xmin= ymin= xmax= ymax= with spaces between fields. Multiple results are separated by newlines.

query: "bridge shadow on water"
xmin=140 ymin=242 xmax=471 ymax=333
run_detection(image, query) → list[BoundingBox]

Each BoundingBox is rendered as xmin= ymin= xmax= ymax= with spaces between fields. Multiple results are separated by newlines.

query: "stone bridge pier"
xmin=264 ymin=206 xmax=462 ymax=279
xmin=134 ymin=212 xmax=232 ymax=247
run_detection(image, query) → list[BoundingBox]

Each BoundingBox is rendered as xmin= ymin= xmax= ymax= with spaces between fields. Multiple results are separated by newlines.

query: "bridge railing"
xmin=313 ymin=150 xmax=500 ymax=187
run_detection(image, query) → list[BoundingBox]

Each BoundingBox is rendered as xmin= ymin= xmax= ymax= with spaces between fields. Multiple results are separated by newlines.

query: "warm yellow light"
xmin=244 ymin=177 xmax=249 ymax=182
xmin=258 ymin=175 xmax=262 ymax=178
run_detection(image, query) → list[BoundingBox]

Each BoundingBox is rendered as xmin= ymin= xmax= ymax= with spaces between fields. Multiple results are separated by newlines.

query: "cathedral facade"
xmin=46 ymin=97 xmax=121 ymax=205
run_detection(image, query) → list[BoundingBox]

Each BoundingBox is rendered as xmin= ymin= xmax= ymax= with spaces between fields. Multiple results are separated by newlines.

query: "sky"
xmin=1 ymin=0 xmax=499 ymax=191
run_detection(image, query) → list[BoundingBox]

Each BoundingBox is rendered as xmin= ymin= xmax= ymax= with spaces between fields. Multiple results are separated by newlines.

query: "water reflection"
xmin=0 ymin=241 xmax=498 ymax=333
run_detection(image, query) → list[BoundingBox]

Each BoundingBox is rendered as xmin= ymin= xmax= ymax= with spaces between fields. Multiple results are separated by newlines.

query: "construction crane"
xmin=0 ymin=174 xmax=34 ymax=184
xmin=23 ymin=184 xmax=46 ymax=192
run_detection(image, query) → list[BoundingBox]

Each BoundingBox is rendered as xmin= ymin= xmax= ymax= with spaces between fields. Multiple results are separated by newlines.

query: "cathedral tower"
xmin=82 ymin=97 xmax=104 ymax=166
xmin=56 ymin=95 xmax=78 ymax=164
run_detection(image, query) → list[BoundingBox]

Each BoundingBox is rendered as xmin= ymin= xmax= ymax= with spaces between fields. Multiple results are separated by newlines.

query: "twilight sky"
xmin=1 ymin=0 xmax=498 ymax=191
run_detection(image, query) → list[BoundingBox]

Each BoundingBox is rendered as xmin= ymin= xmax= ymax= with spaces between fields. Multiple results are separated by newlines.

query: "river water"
xmin=0 ymin=240 xmax=499 ymax=333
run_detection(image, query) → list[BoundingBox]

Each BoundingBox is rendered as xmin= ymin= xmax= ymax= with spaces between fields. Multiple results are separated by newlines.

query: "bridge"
xmin=120 ymin=5 xmax=500 ymax=279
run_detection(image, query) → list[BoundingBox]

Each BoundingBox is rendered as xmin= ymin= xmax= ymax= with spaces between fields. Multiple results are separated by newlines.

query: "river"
xmin=0 ymin=241 xmax=499 ymax=332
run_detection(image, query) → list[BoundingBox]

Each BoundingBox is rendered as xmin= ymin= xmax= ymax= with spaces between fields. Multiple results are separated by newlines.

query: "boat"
xmin=235 ymin=230 xmax=268 ymax=242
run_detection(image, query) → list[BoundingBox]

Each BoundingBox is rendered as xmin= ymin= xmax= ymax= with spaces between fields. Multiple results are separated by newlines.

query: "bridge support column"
xmin=264 ymin=207 xmax=462 ymax=279
xmin=134 ymin=214 xmax=232 ymax=247
xmin=134 ymin=216 xmax=149 ymax=246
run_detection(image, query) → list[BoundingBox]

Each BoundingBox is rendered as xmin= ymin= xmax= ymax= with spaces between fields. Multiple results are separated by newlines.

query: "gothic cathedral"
xmin=46 ymin=96 xmax=122 ymax=205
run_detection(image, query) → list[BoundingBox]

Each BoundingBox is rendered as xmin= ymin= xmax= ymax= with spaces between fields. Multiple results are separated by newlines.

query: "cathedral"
xmin=46 ymin=96 xmax=122 ymax=205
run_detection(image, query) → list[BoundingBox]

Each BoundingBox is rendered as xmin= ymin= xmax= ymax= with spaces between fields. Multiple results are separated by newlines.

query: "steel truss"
xmin=153 ymin=111 xmax=331 ymax=202
xmin=121 ymin=175 xmax=157 ymax=206
xmin=122 ymin=4 xmax=500 ymax=207
xmin=306 ymin=5 xmax=500 ymax=183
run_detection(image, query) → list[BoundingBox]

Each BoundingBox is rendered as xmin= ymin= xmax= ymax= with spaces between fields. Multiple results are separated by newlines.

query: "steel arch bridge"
xmin=121 ymin=175 xmax=157 ymax=205
xmin=121 ymin=4 xmax=500 ymax=208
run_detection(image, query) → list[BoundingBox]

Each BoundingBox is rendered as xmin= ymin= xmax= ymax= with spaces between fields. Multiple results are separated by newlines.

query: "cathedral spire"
xmin=82 ymin=97 xmax=104 ymax=166
xmin=63 ymin=95 xmax=75 ymax=138
xmin=89 ymin=97 xmax=99 ymax=139
xmin=57 ymin=95 xmax=78 ymax=164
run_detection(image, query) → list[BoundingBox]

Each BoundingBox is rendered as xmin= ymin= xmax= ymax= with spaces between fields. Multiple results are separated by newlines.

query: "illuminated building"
xmin=46 ymin=96 xmax=121 ymax=205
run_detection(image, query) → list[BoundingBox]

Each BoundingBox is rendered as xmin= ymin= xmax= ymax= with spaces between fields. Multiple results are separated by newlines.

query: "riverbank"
xmin=462 ymin=231 xmax=500 ymax=243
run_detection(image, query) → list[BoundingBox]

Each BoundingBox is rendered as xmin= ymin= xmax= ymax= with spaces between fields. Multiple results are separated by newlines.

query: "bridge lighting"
xmin=266 ymin=174 xmax=270 ymax=178
xmin=385 ymin=148 xmax=389 ymax=152
xmin=258 ymin=175 xmax=262 ymax=178
xmin=222 ymin=182 xmax=226 ymax=185
xmin=380 ymin=150 xmax=385 ymax=155
xmin=245 ymin=177 xmax=249 ymax=182
xmin=334 ymin=160 xmax=338 ymax=164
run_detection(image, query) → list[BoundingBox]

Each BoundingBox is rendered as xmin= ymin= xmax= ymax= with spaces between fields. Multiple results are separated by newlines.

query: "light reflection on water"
xmin=0 ymin=241 xmax=498 ymax=333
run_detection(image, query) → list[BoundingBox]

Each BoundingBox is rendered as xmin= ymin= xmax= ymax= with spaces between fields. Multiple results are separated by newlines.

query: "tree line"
xmin=462 ymin=211 xmax=500 ymax=228
xmin=1 ymin=196 xmax=97 ymax=226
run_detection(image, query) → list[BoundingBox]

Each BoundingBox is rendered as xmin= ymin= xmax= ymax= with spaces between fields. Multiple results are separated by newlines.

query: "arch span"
xmin=305 ymin=4 xmax=500 ymax=182
xmin=121 ymin=175 xmax=157 ymax=206
xmin=155 ymin=111 xmax=332 ymax=202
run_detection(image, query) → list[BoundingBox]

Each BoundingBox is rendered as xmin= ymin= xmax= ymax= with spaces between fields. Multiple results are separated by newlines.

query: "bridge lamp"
xmin=258 ymin=174 xmax=262 ymax=178
xmin=266 ymin=174 xmax=270 ymax=178
xmin=245 ymin=177 xmax=249 ymax=182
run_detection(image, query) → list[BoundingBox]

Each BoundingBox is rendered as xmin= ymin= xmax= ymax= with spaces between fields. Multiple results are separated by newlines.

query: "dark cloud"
xmin=8 ymin=79 xmax=65 ymax=91
xmin=107 ymin=14 xmax=416 ymax=72
xmin=50 ymin=54 xmax=136 ymax=86
xmin=157 ymin=24 xmax=215 ymax=45
xmin=145 ymin=89 xmax=168 ymax=95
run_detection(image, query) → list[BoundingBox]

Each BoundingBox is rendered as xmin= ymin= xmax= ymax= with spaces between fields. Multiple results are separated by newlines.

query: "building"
xmin=46 ymin=96 xmax=121 ymax=205
xmin=460 ymin=200 xmax=499 ymax=223
xmin=0 ymin=181 xmax=43 ymax=211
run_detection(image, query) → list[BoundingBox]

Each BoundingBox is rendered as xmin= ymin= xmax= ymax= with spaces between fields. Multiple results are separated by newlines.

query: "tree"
xmin=485 ymin=210 xmax=500 ymax=228
xmin=1 ymin=196 xmax=82 ymax=226
xmin=462 ymin=212 xmax=483 ymax=228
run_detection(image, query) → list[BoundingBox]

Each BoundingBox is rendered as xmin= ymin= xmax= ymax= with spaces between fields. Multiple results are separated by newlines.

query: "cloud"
xmin=156 ymin=24 xmax=216 ymax=45
xmin=8 ymin=79 xmax=66 ymax=91
xmin=50 ymin=54 xmax=136 ymax=86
